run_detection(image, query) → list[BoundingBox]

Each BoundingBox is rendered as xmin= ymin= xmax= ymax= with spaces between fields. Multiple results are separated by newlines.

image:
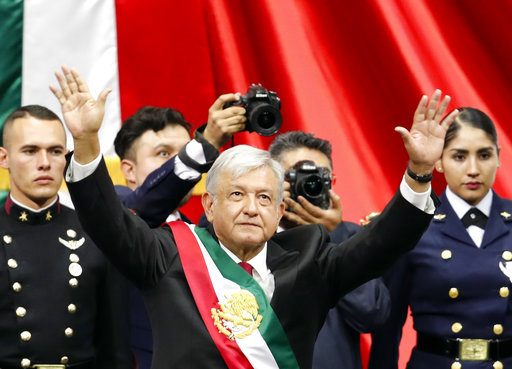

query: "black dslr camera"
xmin=223 ymin=84 xmax=282 ymax=136
xmin=284 ymin=160 xmax=332 ymax=209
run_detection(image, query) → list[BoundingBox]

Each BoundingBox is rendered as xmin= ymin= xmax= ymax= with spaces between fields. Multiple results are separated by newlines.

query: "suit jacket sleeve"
xmin=67 ymin=157 xmax=178 ymax=289
xmin=330 ymin=221 xmax=391 ymax=332
xmin=368 ymin=255 xmax=411 ymax=369
xmin=319 ymin=190 xmax=432 ymax=306
xmin=94 ymin=262 xmax=135 ymax=369
xmin=119 ymin=156 xmax=197 ymax=228
xmin=120 ymin=139 xmax=219 ymax=228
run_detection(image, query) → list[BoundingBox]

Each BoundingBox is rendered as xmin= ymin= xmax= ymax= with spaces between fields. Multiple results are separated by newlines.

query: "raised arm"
xmin=49 ymin=65 xmax=110 ymax=163
xmin=396 ymin=89 xmax=459 ymax=192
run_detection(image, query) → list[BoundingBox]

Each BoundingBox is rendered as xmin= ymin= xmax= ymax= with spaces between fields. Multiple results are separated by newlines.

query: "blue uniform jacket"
xmin=313 ymin=221 xmax=390 ymax=369
xmin=369 ymin=190 xmax=512 ymax=369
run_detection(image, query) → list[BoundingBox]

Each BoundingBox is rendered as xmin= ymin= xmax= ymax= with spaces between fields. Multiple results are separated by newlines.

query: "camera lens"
xmin=247 ymin=104 xmax=282 ymax=136
xmin=302 ymin=175 xmax=323 ymax=197
xmin=257 ymin=111 xmax=276 ymax=129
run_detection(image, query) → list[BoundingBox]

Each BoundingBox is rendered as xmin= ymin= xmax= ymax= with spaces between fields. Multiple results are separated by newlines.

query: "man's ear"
xmin=202 ymin=192 xmax=215 ymax=222
xmin=120 ymin=159 xmax=137 ymax=187
xmin=0 ymin=147 xmax=9 ymax=170
xmin=277 ymin=201 xmax=285 ymax=224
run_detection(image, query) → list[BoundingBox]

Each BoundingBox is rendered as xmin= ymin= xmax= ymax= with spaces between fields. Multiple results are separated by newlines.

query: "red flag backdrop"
xmin=114 ymin=1 xmax=512 ymax=367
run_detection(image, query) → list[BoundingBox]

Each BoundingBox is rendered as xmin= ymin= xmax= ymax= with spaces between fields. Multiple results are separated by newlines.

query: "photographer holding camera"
xmin=269 ymin=131 xmax=391 ymax=369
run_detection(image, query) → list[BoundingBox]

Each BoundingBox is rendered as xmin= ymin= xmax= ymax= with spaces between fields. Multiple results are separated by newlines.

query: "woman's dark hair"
xmin=444 ymin=107 xmax=498 ymax=150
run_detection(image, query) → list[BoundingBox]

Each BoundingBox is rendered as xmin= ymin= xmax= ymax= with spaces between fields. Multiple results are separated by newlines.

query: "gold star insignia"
xmin=19 ymin=211 xmax=28 ymax=222
xmin=434 ymin=214 xmax=446 ymax=220
xmin=501 ymin=212 xmax=511 ymax=219
xmin=46 ymin=211 xmax=52 ymax=221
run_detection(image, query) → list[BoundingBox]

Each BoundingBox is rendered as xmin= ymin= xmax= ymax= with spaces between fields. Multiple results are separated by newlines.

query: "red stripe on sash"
xmin=168 ymin=221 xmax=253 ymax=369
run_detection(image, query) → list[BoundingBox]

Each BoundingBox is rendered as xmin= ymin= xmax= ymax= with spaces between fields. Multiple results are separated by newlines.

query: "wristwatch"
xmin=406 ymin=166 xmax=433 ymax=183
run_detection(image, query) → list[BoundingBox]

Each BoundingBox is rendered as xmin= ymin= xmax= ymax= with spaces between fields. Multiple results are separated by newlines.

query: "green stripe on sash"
xmin=194 ymin=227 xmax=300 ymax=369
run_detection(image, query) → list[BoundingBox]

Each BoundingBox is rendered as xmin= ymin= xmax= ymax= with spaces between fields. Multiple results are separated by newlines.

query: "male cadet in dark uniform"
xmin=269 ymin=131 xmax=390 ymax=369
xmin=0 ymin=105 xmax=133 ymax=369
xmin=53 ymin=67 xmax=458 ymax=369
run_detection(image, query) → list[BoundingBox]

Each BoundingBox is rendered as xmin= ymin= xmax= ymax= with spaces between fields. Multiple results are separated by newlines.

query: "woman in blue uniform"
xmin=369 ymin=107 xmax=512 ymax=369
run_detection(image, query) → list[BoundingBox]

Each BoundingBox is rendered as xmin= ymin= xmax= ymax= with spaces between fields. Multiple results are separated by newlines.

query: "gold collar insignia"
xmin=19 ymin=211 xmax=28 ymax=222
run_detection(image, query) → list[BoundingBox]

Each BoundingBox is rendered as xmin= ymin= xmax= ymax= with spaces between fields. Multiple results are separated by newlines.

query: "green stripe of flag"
xmin=0 ymin=0 xmax=23 ymax=143
xmin=195 ymin=227 xmax=300 ymax=369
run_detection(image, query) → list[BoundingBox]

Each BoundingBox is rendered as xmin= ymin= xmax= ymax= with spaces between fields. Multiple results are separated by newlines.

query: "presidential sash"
xmin=168 ymin=221 xmax=299 ymax=369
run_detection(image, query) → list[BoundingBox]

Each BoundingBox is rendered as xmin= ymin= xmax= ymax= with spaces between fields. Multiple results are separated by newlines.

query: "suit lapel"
xmin=266 ymin=239 xmax=299 ymax=308
xmin=435 ymin=193 xmax=475 ymax=247
xmin=481 ymin=193 xmax=512 ymax=248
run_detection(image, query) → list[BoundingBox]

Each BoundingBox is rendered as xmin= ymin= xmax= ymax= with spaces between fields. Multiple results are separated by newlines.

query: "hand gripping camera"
xmin=223 ymin=84 xmax=282 ymax=136
xmin=284 ymin=160 xmax=332 ymax=209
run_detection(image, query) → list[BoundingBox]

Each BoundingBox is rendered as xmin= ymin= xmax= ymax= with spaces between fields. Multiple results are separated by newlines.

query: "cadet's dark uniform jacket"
xmin=370 ymin=191 xmax=512 ymax=369
xmin=0 ymin=197 xmax=133 ymax=369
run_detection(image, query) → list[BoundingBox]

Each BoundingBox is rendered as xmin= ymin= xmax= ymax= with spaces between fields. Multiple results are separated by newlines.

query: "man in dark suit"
xmin=113 ymin=100 xmax=246 ymax=368
xmin=52 ymin=66 xmax=458 ymax=368
xmin=269 ymin=131 xmax=390 ymax=369
xmin=0 ymin=104 xmax=133 ymax=368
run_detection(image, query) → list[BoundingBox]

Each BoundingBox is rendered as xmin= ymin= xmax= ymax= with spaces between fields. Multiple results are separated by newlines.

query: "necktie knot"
xmin=461 ymin=208 xmax=488 ymax=229
xmin=238 ymin=261 xmax=253 ymax=275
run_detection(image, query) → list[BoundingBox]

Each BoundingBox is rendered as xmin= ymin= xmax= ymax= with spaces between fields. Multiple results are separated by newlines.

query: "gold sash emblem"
xmin=211 ymin=289 xmax=263 ymax=340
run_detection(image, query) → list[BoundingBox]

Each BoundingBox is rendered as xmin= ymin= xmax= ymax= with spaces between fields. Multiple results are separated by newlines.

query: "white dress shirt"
xmin=445 ymin=186 xmax=492 ymax=247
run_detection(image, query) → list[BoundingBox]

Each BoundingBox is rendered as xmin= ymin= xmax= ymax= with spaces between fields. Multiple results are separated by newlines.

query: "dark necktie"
xmin=238 ymin=261 xmax=253 ymax=275
xmin=461 ymin=208 xmax=488 ymax=229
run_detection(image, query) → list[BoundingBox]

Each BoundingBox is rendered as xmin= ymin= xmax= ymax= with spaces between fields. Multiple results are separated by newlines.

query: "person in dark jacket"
xmin=369 ymin=108 xmax=512 ymax=369
xmin=113 ymin=96 xmax=246 ymax=368
xmin=0 ymin=104 xmax=133 ymax=369
xmin=53 ymin=66 xmax=456 ymax=369
xmin=269 ymin=131 xmax=390 ymax=369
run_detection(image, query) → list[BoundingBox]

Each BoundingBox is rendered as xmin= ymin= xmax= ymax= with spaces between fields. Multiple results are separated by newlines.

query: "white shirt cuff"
xmin=174 ymin=139 xmax=205 ymax=180
xmin=65 ymin=153 xmax=102 ymax=182
xmin=399 ymin=175 xmax=435 ymax=214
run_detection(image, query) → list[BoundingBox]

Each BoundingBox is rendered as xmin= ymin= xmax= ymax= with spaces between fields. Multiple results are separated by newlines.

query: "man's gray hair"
xmin=205 ymin=145 xmax=285 ymax=204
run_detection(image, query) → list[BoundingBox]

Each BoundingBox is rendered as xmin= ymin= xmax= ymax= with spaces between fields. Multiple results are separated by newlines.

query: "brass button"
xmin=69 ymin=253 xmax=80 ymax=263
xmin=449 ymin=288 xmax=459 ymax=298
xmin=16 ymin=307 xmax=27 ymax=317
xmin=441 ymin=250 xmax=452 ymax=259
xmin=69 ymin=278 xmax=78 ymax=288
xmin=451 ymin=362 xmax=461 ymax=369
xmin=65 ymin=327 xmax=74 ymax=337
xmin=451 ymin=322 xmax=463 ymax=333
xmin=494 ymin=324 xmax=504 ymax=335
xmin=61 ymin=356 xmax=69 ymax=364
xmin=494 ymin=361 xmax=503 ymax=369
xmin=3 ymin=235 xmax=12 ymax=244
xmin=21 ymin=358 xmax=31 ymax=368
xmin=20 ymin=330 xmax=31 ymax=341
xmin=503 ymin=251 xmax=512 ymax=261
xmin=8 ymin=258 xmax=18 ymax=268
xmin=67 ymin=229 xmax=77 ymax=238
xmin=68 ymin=304 xmax=77 ymax=313
xmin=12 ymin=282 xmax=22 ymax=292
xmin=500 ymin=287 xmax=509 ymax=298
